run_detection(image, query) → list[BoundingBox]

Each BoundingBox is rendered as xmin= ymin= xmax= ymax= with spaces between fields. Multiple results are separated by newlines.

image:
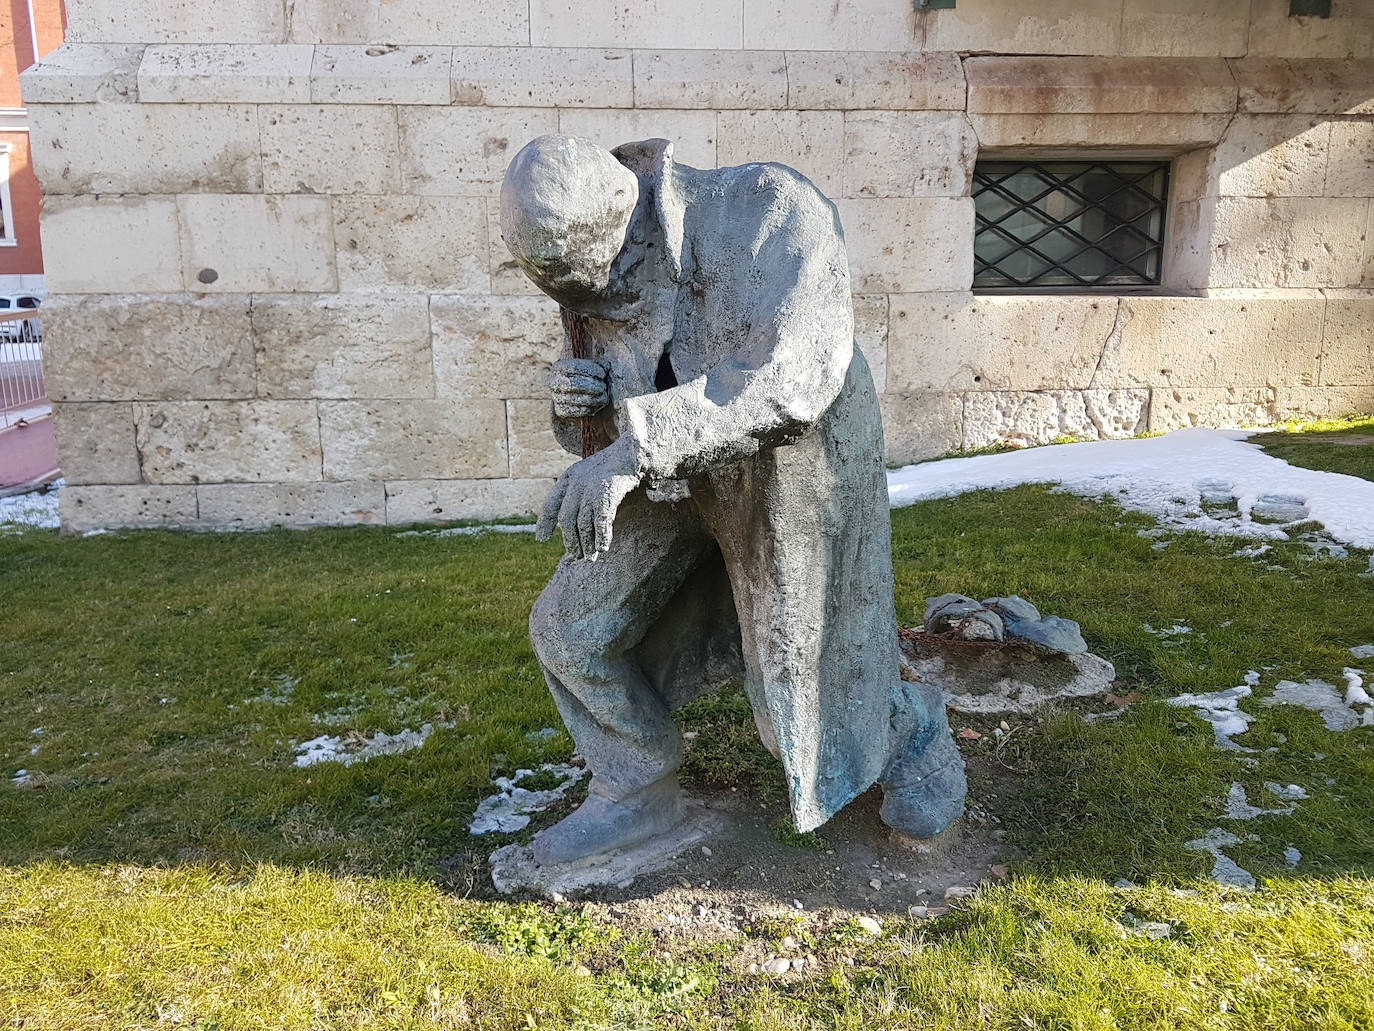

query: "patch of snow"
xmin=887 ymin=428 xmax=1374 ymax=550
xmin=1230 ymin=544 xmax=1271 ymax=558
xmin=1243 ymin=670 xmax=1261 ymax=686
xmin=293 ymin=723 xmax=440 ymax=767
xmin=1144 ymin=622 xmax=1192 ymax=637
xmin=1350 ymin=645 xmax=1374 ymax=660
xmin=1264 ymin=680 xmax=1361 ymax=732
xmin=394 ymin=523 xmax=537 ymax=539
xmin=0 ymin=479 xmax=62 ymax=529
xmin=247 ymin=674 xmax=297 ymax=706
xmin=1223 ymin=782 xmax=1293 ymax=820
xmin=1167 ymin=685 xmax=1255 ymax=751
xmin=1184 ymin=828 xmax=1255 ymax=889
xmin=1343 ymin=669 xmax=1372 ymax=707
xmin=1283 ymin=845 xmax=1301 ymax=868
xmin=469 ymin=763 xmax=587 ymax=835
xmin=10 ymin=769 xmax=33 ymax=786
xmin=1264 ymin=782 xmax=1308 ymax=801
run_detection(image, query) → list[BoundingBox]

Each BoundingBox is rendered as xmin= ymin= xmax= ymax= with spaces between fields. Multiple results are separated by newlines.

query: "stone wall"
xmin=21 ymin=0 xmax=1374 ymax=531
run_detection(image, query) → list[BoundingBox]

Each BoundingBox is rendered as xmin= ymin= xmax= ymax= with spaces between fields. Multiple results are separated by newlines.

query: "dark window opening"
xmin=972 ymin=160 xmax=1169 ymax=290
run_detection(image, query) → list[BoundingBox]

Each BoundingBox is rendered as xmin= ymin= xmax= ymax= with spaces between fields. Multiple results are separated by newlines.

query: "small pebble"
xmin=762 ymin=957 xmax=792 ymax=975
xmin=945 ymin=885 xmax=976 ymax=900
xmin=908 ymin=905 xmax=928 ymax=919
xmin=793 ymin=899 xmax=804 ymax=910
xmin=781 ymin=936 xmax=799 ymax=950
xmin=701 ymin=845 xmax=712 ymax=857
xmin=790 ymin=957 xmax=805 ymax=971
xmin=856 ymin=916 xmax=882 ymax=935
xmin=869 ymin=878 xmax=882 ymax=890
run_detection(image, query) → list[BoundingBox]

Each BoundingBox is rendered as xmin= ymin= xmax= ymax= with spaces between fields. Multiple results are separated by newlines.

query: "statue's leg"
xmin=878 ymin=681 xmax=967 ymax=838
xmin=528 ymin=491 xmax=713 ymax=864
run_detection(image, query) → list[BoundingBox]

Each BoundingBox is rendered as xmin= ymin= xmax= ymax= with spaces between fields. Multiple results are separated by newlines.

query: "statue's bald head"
xmin=500 ymin=134 xmax=640 ymax=303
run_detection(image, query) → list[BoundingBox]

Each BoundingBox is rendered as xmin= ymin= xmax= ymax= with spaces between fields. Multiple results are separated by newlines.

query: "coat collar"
xmin=612 ymin=138 xmax=688 ymax=284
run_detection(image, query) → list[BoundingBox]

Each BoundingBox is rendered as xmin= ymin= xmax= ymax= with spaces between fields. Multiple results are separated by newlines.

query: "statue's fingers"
xmin=558 ymin=482 xmax=584 ymax=560
xmin=536 ymin=475 xmax=569 ymax=542
xmin=577 ymin=490 xmax=598 ymax=559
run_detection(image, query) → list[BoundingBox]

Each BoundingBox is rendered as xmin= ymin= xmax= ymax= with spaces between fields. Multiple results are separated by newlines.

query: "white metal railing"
xmin=0 ymin=310 xmax=46 ymax=429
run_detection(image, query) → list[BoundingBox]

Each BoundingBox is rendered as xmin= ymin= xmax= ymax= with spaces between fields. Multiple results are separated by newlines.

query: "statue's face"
xmin=500 ymin=135 xmax=642 ymax=314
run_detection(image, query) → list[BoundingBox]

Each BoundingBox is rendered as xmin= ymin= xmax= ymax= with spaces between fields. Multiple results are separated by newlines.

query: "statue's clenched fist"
xmin=549 ymin=357 xmax=609 ymax=419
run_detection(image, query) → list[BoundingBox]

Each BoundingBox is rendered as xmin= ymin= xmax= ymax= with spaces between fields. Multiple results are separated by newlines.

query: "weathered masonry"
xmin=21 ymin=0 xmax=1374 ymax=531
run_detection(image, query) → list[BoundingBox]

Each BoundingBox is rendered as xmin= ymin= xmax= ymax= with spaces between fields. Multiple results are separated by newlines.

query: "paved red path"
xmin=0 ymin=414 xmax=59 ymax=490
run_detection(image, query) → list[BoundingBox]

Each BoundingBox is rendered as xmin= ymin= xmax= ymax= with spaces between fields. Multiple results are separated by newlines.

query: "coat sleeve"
xmin=617 ymin=184 xmax=855 ymax=481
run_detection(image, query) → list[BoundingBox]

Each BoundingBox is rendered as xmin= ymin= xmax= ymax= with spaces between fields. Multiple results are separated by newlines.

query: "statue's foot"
xmin=531 ymin=775 xmax=686 ymax=866
xmin=879 ymin=718 xmax=967 ymax=839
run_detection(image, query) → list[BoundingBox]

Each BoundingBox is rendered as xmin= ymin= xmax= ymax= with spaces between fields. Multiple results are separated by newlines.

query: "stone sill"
xmin=24 ymin=43 xmax=1374 ymax=119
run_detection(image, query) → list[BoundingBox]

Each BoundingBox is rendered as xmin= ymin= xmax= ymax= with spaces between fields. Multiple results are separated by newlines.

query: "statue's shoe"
xmin=879 ymin=693 xmax=967 ymax=838
xmin=531 ymin=775 xmax=686 ymax=866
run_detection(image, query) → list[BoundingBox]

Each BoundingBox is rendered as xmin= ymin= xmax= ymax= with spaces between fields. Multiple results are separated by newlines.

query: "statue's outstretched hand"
xmin=536 ymin=436 xmax=642 ymax=560
xmin=549 ymin=358 xmax=610 ymax=419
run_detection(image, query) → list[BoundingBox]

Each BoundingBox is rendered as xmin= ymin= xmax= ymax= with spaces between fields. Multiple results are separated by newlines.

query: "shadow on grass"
xmin=2 ymin=485 xmax=1371 ymax=898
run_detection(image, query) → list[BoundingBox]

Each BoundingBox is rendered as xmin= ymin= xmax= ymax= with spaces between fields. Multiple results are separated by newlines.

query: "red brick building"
xmin=0 ymin=0 xmax=65 ymax=295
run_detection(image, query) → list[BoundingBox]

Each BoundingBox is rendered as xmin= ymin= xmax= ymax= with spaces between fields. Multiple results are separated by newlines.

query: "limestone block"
xmin=1232 ymin=59 xmax=1374 ymax=115
xmin=842 ymin=111 xmax=976 ymax=198
xmin=634 ymin=50 xmax=786 ymax=110
xmin=451 ymin=47 xmax=633 ymax=108
xmin=853 ymin=295 xmax=888 ymax=394
xmin=1171 ymin=148 xmax=1215 ymax=203
xmin=51 ymin=403 xmax=140 ymax=485
xmin=65 ymin=0 xmax=285 ymax=44
xmin=384 ymin=477 xmax=553 ymax=524
xmin=1120 ymin=1 xmax=1249 ymax=58
xmin=833 ymin=198 xmax=974 ymax=294
xmin=716 ymin=111 xmax=844 ymax=194
xmin=965 ymin=56 xmax=1237 ymax=115
xmin=1246 ymin=0 xmax=1374 ymax=59
xmin=261 ymin=105 xmax=402 ymax=194
xmin=431 ymin=294 xmax=563 ymax=400
xmin=42 ymin=294 xmax=255 ymax=401
xmin=138 ymin=44 xmax=313 ymax=102
xmin=177 ymin=195 xmax=336 ymax=293
xmin=198 ymin=482 xmax=385 ymax=529
xmin=311 ymin=45 xmax=451 ymax=105
xmin=887 ymin=294 xmax=1115 ymax=393
xmin=530 ymin=0 xmax=741 ymax=50
xmin=1147 ymin=387 xmax=1281 ymax=433
xmin=319 ymin=399 xmax=507 ymax=480
xmin=60 ymin=486 xmax=199 ymax=533
xmin=40 ymin=196 xmax=182 ymax=294
xmin=134 ymin=401 xmax=323 ymax=483
xmin=1320 ymin=292 xmax=1374 ymax=387
xmin=962 ymin=390 xmax=1147 ymax=449
xmin=333 ymin=195 xmax=489 ymax=293
xmin=1206 ymin=198 xmax=1369 ymax=289
xmin=878 ymin=392 xmax=962 ymax=466
xmin=1114 ymin=295 xmax=1324 ymax=388
xmin=485 ymin=196 xmax=542 ymax=296
xmin=1275 ymin=385 xmax=1374 ymax=420
xmin=743 ymin=0 xmax=917 ymax=51
xmin=252 ymin=295 xmax=435 ymax=399
xmin=556 ymin=110 xmax=717 ymax=171
xmin=399 ymin=107 xmax=560 ymax=196
xmin=1161 ymin=197 xmax=1215 ymax=292
xmin=19 ymin=43 xmax=143 ymax=103
xmin=286 ymin=0 xmax=527 ymax=46
xmin=1213 ymin=115 xmax=1331 ymax=199
xmin=1367 ymin=204 xmax=1374 ymax=288
xmin=507 ymin=400 xmax=575 ymax=479
xmin=969 ymin=112 xmax=1233 ymax=149
xmin=784 ymin=51 xmax=964 ymax=111
xmin=1325 ymin=121 xmax=1374 ymax=198
xmin=925 ymin=0 xmax=1122 ymax=55
xmin=28 ymin=103 xmax=261 ymax=194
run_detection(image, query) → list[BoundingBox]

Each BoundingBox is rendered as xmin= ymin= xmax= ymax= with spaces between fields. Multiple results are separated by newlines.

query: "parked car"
xmin=0 ymin=295 xmax=42 ymax=341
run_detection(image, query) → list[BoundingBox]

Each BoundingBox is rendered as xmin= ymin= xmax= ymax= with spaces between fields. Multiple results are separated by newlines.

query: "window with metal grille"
xmin=972 ymin=160 xmax=1169 ymax=290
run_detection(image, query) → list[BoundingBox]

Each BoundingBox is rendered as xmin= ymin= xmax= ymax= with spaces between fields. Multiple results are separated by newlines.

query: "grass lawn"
xmin=1250 ymin=415 xmax=1374 ymax=483
xmin=2 ymin=435 xmax=1373 ymax=1028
